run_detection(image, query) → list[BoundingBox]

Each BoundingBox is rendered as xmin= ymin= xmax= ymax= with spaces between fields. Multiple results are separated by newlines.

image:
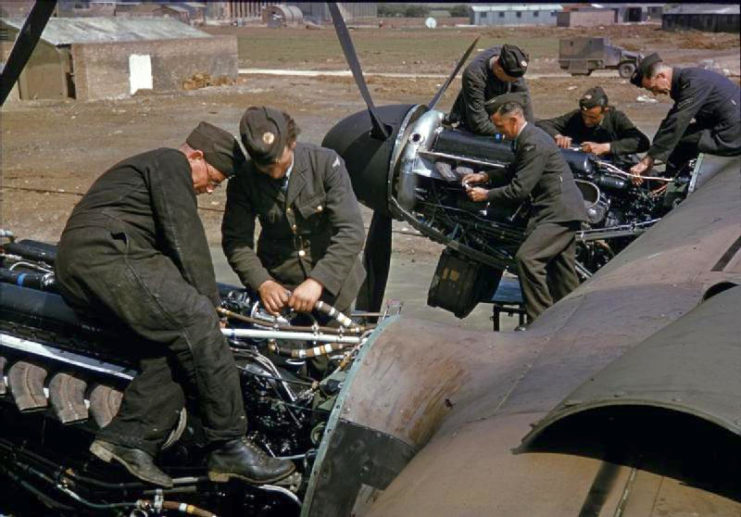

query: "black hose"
xmin=0 ymin=464 xmax=75 ymax=512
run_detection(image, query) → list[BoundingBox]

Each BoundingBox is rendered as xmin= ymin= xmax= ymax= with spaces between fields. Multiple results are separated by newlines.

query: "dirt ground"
xmin=1 ymin=24 xmax=739 ymax=257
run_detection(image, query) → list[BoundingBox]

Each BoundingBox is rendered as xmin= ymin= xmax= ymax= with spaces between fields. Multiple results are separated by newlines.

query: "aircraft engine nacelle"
xmin=322 ymin=104 xmax=421 ymax=216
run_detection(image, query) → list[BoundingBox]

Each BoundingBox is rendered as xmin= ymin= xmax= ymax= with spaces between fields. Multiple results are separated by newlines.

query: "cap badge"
xmin=584 ymin=94 xmax=592 ymax=100
xmin=521 ymin=60 xmax=528 ymax=67
xmin=262 ymin=132 xmax=275 ymax=145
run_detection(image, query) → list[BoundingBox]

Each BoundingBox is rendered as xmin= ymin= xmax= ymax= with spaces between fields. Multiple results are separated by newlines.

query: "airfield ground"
xmin=2 ymin=22 xmax=739 ymax=330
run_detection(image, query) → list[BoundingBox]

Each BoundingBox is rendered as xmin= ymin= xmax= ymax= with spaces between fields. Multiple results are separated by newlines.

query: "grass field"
xmin=205 ymin=23 xmax=740 ymax=74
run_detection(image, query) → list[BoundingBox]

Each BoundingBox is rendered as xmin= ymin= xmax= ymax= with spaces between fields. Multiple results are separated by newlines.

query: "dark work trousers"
xmin=55 ymin=227 xmax=246 ymax=456
xmin=667 ymin=123 xmax=741 ymax=172
xmin=515 ymin=222 xmax=580 ymax=321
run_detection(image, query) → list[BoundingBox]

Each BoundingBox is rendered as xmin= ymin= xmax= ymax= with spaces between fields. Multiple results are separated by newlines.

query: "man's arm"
xmin=510 ymin=78 xmax=535 ymax=122
xmin=461 ymin=70 xmax=498 ymax=135
xmin=609 ymin=111 xmax=650 ymax=155
xmin=149 ymin=150 xmax=220 ymax=307
xmin=487 ymin=143 xmax=545 ymax=203
xmin=648 ymin=76 xmax=712 ymax=162
xmin=221 ymin=177 xmax=272 ymax=290
xmin=535 ymin=112 xmax=572 ymax=139
xmin=307 ymin=153 xmax=365 ymax=296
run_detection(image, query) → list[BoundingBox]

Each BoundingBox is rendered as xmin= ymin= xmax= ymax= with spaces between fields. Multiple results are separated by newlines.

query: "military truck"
xmin=559 ymin=37 xmax=643 ymax=78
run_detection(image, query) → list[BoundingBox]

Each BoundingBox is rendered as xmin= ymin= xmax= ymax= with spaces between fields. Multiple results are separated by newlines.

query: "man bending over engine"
xmin=462 ymin=94 xmax=588 ymax=323
xmin=629 ymin=52 xmax=741 ymax=184
xmin=536 ymin=86 xmax=650 ymax=168
xmin=447 ymin=44 xmax=534 ymax=135
xmin=222 ymin=107 xmax=365 ymax=320
xmin=55 ymin=122 xmax=295 ymax=487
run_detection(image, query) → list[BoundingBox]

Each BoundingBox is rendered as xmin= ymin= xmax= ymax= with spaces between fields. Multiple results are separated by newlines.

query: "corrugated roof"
xmin=664 ymin=4 xmax=739 ymax=15
xmin=2 ymin=16 xmax=211 ymax=46
xmin=471 ymin=4 xmax=562 ymax=13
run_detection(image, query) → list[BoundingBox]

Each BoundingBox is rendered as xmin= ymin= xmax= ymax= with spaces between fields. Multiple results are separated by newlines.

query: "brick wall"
xmin=71 ymin=36 xmax=237 ymax=101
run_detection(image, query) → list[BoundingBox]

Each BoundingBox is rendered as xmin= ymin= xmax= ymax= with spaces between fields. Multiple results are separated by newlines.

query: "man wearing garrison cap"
xmin=536 ymin=86 xmax=649 ymax=168
xmin=629 ymin=52 xmax=741 ymax=184
xmin=448 ymin=43 xmax=535 ymax=135
xmin=223 ymin=107 xmax=365 ymax=325
xmin=56 ymin=122 xmax=295 ymax=487
xmin=463 ymin=93 xmax=588 ymax=324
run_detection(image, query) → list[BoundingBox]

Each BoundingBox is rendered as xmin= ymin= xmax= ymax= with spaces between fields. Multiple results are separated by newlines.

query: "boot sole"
xmin=207 ymin=464 xmax=296 ymax=485
xmin=90 ymin=442 xmax=173 ymax=488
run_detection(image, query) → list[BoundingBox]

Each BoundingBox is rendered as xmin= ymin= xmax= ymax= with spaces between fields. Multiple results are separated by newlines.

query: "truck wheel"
xmin=619 ymin=62 xmax=636 ymax=78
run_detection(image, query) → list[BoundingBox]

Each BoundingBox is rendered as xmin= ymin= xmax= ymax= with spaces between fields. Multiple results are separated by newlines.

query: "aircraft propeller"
xmin=326 ymin=3 xmax=478 ymax=315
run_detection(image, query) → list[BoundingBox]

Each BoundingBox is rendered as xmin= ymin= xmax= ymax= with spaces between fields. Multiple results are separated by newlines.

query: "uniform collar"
xmin=285 ymin=144 xmax=307 ymax=207
xmin=281 ymin=155 xmax=295 ymax=192
xmin=670 ymin=67 xmax=681 ymax=100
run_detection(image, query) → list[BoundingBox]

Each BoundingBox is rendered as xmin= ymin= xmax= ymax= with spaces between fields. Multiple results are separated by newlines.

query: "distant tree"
xmin=404 ymin=4 xmax=430 ymax=17
xmin=378 ymin=3 xmax=406 ymax=18
xmin=449 ymin=4 xmax=470 ymax=17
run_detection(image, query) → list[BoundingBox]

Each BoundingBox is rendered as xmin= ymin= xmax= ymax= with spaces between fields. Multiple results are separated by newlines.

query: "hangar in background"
xmin=0 ymin=17 xmax=237 ymax=101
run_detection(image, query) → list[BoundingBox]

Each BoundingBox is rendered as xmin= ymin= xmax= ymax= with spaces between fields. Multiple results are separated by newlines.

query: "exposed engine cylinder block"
xmin=8 ymin=361 xmax=48 ymax=411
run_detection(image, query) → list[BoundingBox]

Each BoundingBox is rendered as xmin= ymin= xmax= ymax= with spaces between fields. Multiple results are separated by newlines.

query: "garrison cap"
xmin=498 ymin=44 xmax=529 ymax=78
xmin=485 ymin=92 xmax=527 ymax=116
xmin=579 ymin=86 xmax=609 ymax=110
xmin=630 ymin=52 xmax=663 ymax=87
xmin=239 ymin=106 xmax=288 ymax=165
xmin=186 ymin=121 xmax=244 ymax=178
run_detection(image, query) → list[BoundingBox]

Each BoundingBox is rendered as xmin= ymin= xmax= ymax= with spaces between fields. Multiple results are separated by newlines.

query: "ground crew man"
xmin=448 ymin=44 xmax=534 ymax=135
xmin=536 ymin=86 xmax=650 ymax=168
xmin=222 ymin=107 xmax=365 ymax=319
xmin=55 ymin=122 xmax=295 ymax=487
xmin=462 ymin=94 xmax=588 ymax=322
xmin=629 ymin=52 xmax=741 ymax=184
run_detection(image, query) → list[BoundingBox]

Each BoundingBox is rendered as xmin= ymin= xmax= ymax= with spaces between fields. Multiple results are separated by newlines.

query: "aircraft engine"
xmin=0 ymin=234 xmax=386 ymax=516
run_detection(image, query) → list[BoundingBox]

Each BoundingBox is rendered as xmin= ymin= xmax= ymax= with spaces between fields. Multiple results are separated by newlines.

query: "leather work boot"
xmin=207 ymin=438 xmax=296 ymax=484
xmin=90 ymin=440 xmax=173 ymax=488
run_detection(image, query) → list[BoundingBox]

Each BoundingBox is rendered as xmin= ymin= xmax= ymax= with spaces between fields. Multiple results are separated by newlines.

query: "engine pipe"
xmin=268 ymin=340 xmax=354 ymax=359
xmin=217 ymin=307 xmax=371 ymax=335
xmin=222 ymin=328 xmax=363 ymax=345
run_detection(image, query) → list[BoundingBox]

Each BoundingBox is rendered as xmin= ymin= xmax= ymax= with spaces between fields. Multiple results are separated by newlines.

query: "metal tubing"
xmin=222 ymin=328 xmax=362 ymax=344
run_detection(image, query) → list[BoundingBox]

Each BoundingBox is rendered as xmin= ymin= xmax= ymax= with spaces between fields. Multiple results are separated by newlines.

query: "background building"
xmin=662 ymin=4 xmax=739 ymax=33
xmin=557 ymin=8 xmax=616 ymax=27
xmin=596 ymin=3 xmax=664 ymax=23
xmin=0 ymin=17 xmax=237 ymax=101
xmin=286 ymin=3 xmax=377 ymax=24
xmin=469 ymin=4 xmax=563 ymax=27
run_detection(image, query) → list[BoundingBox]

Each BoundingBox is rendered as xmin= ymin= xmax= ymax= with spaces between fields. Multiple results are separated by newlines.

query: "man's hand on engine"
xmin=461 ymin=172 xmax=488 ymax=187
xmin=289 ymin=278 xmax=324 ymax=313
xmin=466 ymin=186 xmax=490 ymax=203
xmin=555 ymin=135 xmax=573 ymax=149
xmin=581 ymin=142 xmax=610 ymax=156
xmin=629 ymin=156 xmax=655 ymax=186
xmin=258 ymin=279 xmax=290 ymax=315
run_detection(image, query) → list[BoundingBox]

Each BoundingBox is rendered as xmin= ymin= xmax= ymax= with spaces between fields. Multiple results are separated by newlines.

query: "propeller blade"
xmin=327 ymin=2 xmax=390 ymax=140
xmin=0 ymin=0 xmax=57 ymax=106
xmin=427 ymin=36 xmax=480 ymax=111
xmin=356 ymin=211 xmax=393 ymax=316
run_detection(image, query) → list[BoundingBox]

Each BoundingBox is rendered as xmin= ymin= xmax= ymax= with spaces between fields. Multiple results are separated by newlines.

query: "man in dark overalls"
xmin=222 ymin=107 xmax=365 ymax=320
xmin=629 ymin=52 xmax=741 ymax=184
xmin=448 ymin=44 xmax=534 ymax=135
xmin=537 ymin=86 xmax=650 ymax=168
xmin=462 ymin=94 xmax=588 ymax=322
xmin=55 ymin=122 xmax=295 ymax=487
